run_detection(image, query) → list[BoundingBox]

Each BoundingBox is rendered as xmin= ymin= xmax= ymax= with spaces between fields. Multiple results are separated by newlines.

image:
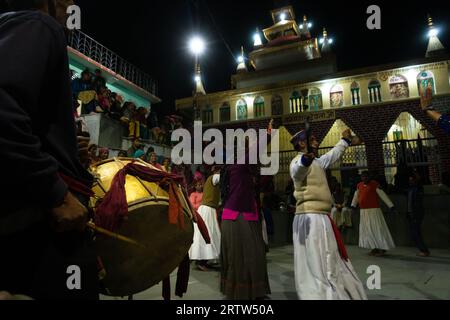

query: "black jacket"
xmin=0 ymin=11 xmax=92 ymax=234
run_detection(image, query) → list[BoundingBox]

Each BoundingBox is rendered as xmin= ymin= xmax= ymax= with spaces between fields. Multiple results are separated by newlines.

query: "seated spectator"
xmin=134 ymin=149 xmax=146 ymax=161
xmin=162 ymin=158 xmax=172 ymax=173
xmin=148 ymin=152 xmax=163 ymax=170
xmin=97 ymin=86 xmax=111 ymax=113
xmin=127 ymin=139 xmax=144 ymax=158
xmin=98 ymin=148 xmax=110 ymax=161
xmin=145 ymin=147 xmax=155 ymax=162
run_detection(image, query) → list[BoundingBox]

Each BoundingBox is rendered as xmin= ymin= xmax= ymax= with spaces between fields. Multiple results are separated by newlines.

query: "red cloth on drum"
xmin=94 ymin=162 xmax=211 ymax=245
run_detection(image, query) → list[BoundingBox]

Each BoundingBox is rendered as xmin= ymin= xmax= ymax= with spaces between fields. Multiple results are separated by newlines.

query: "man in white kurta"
xmin=290 ymin=129 xmax=367 ymax=300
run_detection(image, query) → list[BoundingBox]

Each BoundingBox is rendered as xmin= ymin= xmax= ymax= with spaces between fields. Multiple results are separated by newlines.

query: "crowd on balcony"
xmin=71 ymin=68 xmax=181 ymax=146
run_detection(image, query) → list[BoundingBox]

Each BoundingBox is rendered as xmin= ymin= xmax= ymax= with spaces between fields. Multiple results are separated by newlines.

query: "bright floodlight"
xmin=195 ymin=75 xmax=201 ymax=82
xmin=237 ymin=55 xmax=244 ymax=63
xmin=280 ymin=13 xmax=286 ymax=21
xmin=428 ymin=28 xmax=439 ymax=37
xmin=299 ymin=24 xmax=304 ymax=29
xmin=254 ymin=32 xmax=262 ymax=46
xmin=189 ymin=37 xmax=205 ymax=55
xmin=308 ymin=22 xmax=312 ymax=28
xmin=319 ymin=38 xmax=324 ymax=44
xmin=329 ymin=38 xmax=334 ymax=44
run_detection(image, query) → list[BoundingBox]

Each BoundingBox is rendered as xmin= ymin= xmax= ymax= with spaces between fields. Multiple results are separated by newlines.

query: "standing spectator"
xmin=97 ymin=86 xmax=110 ymax=113
xmin=136 ymin=107 xmax=149 ymax=140
xmin=92 ymin=69 xmax=106 ymax=93
xmin=407 ymin=172 xmax=430 ymax=257
xmin=71 ymin=69 xmax=92 ymax=99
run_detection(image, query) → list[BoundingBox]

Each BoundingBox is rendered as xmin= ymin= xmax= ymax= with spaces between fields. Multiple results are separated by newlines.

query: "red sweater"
xmin=357 ymin=181 xmax=381 ymax=209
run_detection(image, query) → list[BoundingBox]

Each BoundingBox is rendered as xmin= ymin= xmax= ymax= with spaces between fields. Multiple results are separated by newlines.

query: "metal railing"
xmin=68 ymin=30 xmax=158 ymax=96
xmin=278 ymin=138 xmax=441 ymax=173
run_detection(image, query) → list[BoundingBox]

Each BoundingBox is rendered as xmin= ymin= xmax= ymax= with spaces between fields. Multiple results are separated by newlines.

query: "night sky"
xmin=75 ymin=0 xmax=450 ymax=114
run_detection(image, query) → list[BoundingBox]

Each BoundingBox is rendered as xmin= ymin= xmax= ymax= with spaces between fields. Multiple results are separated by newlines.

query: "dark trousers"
xmin=407 ymin=213 xmax=429 ymax=254
xmin=0 ymin=220 xmax=99 ymax=300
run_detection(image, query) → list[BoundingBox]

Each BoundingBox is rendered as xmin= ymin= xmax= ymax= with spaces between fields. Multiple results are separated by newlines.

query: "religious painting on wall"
xmin=236 ymin=99 xmax=248 ymax=121
xmin=271 ymin=95 xmax=283 ymax=116
xmin=417 ymin=71 xmax=436 ymax=96
xmin=330 ymin=85 xmax=344 ymax=108
xmin=389 ymin=75 xmax=410 ymax=99
xmin=309 ymin=88 xmax=323 ymax=111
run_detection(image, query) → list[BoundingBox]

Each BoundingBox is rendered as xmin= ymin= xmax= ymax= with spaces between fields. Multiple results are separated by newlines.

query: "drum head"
xmin=96 ymin=201 xmax=194 ymax=297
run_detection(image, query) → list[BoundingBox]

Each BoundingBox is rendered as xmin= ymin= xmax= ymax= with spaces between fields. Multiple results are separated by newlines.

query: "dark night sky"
xmin=75 ymin=0 xmax=450 ymax=114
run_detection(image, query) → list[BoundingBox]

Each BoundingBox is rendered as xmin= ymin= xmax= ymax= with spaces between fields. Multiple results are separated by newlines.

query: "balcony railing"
xmin=68 ymin=30 xmax=158 ymax=96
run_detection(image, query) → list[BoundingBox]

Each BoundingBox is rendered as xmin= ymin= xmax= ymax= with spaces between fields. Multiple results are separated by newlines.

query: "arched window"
xmin=236 ymin=99 xmax=248 ymax=121
xmin=202 ymin=105 xmax=213 ymax=124
xmin=350 ymin=81 xmax=361 ymax=105
xmin=330 ymin=84 xmax=344 ymax=108
xmin=271 ymin=95 xmax=283 ymax=116
xmin=254 ymin=96 xmax=265 ymax=118
xmin=309 ymin=88 xmax=323 ymax=111
xmin=368 ymin=80 xmax=382 ymax=103
xmin=389 ymin=75 xmax=409 ymax=99
xmin=417 ymin=71 xmax=436 ymax=96
xmin=290 ymin=91 xmax=302 ymax=114
xmin=220 ymin=102 xmax=230 ymax=123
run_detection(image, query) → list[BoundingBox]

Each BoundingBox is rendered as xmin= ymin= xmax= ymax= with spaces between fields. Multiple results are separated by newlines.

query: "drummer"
xmin=0 ymin=0 xmax=98 ymax=300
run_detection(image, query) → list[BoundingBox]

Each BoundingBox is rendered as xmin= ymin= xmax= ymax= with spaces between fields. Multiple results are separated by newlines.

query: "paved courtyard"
xmin=102 ymin=245 xmax=450 ymax=301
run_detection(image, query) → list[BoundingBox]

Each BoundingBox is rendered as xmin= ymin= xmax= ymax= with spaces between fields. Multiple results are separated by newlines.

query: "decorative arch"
xmin=368 ymin=79 xmax=382 ymax=103
xmin=271 ymin=94 xmax=283 ymax=116
xmin=350 ymin=81 xmax=361 ymax=105
xmin=383 ymin=112 xmax=439 ymax=186
xmin=254 ymin=96 xmax=265 ymax=118
xmin=309 ymin=88 xmax=323 ymax=111
xmin=330 ymin=84 xmax=344 ymax=108
xmin=290 ymin=91 xmax=302 ymax=114
xmin=220 ymin=102 xmax=230 ymax=123
xmin=389 ymin=75 xmax=410 ymax=99
xmin=236 ymin=99 xmax=248 ymax=121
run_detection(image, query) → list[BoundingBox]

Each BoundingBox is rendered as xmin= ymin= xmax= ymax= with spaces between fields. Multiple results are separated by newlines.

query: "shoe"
xmin=417 ymin=252 xmax=431 ymax=258
xmin=196 ymin=264 xmax=211 ymax=272
xmin=374 ymin=250 xmax=387 ymax=257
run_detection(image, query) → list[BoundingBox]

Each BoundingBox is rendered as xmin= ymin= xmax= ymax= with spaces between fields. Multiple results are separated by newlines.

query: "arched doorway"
xmin=383 ymin=112 xmax=441 ymax=187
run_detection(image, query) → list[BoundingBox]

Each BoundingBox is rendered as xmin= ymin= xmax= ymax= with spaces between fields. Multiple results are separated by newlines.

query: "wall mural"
xmin=236 ymin=100 xmax=248 ymax=120
xmin=389 ymin=75 xmax=410 ymax=99
xmin=417 ymin=71 xmax=436 ymax=96
xmin=330 ymin=85 xmax=344 ymax=108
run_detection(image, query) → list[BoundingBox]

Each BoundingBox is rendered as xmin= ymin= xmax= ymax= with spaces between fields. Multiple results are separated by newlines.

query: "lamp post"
xmin=189 ymin=36 xmax=205 ymax=121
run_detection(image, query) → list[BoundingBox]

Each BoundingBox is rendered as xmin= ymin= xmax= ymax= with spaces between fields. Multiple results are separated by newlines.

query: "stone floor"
xmin=102 ymin=246 xmax=450 ymax=301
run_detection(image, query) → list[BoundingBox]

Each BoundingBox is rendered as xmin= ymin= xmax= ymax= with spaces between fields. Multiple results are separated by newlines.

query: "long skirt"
xmin=220 ymin=214 xmax=271 ymax=300
xmin=359 ymin=208 xmax=396 ymax=251
xmin=189 ymin=205 xmax=221 ymax=261
xmin=293 ymin=214 xmax=368 ymax=300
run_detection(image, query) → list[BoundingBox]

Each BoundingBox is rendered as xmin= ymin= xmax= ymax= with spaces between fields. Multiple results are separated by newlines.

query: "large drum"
xmin=90 ymin=158 xmax=194 ymax=297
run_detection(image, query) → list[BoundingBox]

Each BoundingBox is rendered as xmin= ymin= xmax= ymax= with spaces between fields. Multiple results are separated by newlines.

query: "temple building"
xmin=176 ymin=4 xmax=450 ymax=192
